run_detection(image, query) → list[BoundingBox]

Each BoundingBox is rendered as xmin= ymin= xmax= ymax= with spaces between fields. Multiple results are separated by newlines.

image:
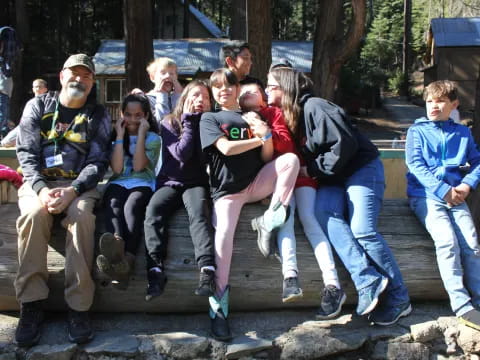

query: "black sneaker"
xmin=459 ymin=309 xmax=480 ymax=331
xmin=145 ymin=268 xmax=168 ymax=301
xmin=316 ymin=285 xmax=347 ymax=320
xmin=195 ymin=269 xmax=216 ymax=296
xmin=211 ymin=309 xmax=232 ymax=341
xmin=68 ymin=309 xmax=94 ymax=344
xmin=282 ymin=277 xmax=303 ymax=303
xmin=15 ymin=300 xmax=44 ymax=347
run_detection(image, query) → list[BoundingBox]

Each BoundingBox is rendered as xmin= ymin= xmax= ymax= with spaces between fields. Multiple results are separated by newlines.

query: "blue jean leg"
xmin=450 ymin=204 xmax=480 ymax=309
xmin=410 ymin=197 xmax=480 ymax=315
xmin=0 ymin=93 xmax=9 ymax=135
xmin=315 ymin=184 xmax=382 ymax=292
xmin=345 ymin=158 xmax=409 ymax=306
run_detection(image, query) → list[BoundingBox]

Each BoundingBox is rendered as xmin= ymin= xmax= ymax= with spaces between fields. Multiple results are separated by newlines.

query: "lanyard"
xmin=49 ymin=101 xmax=64 ymax=155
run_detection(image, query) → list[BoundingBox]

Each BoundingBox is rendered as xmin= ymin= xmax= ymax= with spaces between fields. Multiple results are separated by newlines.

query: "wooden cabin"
xmin=423 ymin=17 xmax=480 ymax=111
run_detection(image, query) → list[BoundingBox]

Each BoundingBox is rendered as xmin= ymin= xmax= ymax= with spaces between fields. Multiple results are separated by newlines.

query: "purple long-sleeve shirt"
xmin=156 ymin=112 xmax=209 ymax=188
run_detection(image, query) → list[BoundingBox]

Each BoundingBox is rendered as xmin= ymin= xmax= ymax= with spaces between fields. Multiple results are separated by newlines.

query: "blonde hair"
xmin=146 ymin=57 xmax=177 ymax=76
xmin=424 ymin=80 xmax=458 ymax=102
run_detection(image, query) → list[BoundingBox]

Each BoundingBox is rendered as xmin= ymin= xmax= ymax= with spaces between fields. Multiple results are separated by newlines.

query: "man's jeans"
xmin=410 ymin=196 xmax=480 ymax=315
xmin=316 ymin=157 xmax=410 ymax=307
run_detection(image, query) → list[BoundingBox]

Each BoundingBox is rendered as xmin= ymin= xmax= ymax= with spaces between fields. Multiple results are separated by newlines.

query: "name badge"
xmin=45 ymin=154 xmax=63 ymax=168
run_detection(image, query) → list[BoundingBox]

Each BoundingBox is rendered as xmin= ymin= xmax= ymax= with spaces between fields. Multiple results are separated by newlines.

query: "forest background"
xmin=2 ymin=0 xmax=480 ymax=123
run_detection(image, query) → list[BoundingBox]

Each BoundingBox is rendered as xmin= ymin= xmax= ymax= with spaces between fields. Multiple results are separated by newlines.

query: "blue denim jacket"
xmin=406 ymin=117 xmax=480 ymax=201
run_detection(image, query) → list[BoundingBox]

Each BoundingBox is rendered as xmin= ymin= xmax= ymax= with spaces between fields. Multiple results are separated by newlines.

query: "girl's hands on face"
xmin=183 ymin=96 xmax=194 ymax=114
xmin=138 ymin=118 xmax=150 ymax=134
xmin=115 ymin=118 xmax=126 ymax=139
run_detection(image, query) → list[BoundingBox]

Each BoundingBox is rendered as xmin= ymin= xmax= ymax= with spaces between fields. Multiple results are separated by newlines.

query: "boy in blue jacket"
xmin=406 ymin=80 xmax=480 ymax=331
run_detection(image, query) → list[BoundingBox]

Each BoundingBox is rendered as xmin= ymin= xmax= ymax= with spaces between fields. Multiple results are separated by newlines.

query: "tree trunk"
xmin=311 ymin=0 xmax=366 ymax=100
xmin=230 ymin=0 xmax=246 ymax=39
xmin=10 ymin=0 xmax=28 ymax=125
xmin=183 ymin=0 xmax=190 ymax=38
xmin=246 ymin=0 xmax=271 ymax=86
xmin=401 ymin=0 xmax=412 ymax=98
xmin=123 ymin=0 xmax=153 ymax=92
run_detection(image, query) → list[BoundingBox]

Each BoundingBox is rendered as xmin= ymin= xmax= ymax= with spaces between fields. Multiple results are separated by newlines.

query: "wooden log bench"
xmin=0 ymin=184 xmax=446 ymax=313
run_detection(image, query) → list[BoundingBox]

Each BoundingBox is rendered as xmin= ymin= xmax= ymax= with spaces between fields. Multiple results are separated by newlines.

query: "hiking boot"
xmin=252 ymin=202 xmax=289 ymax=258
xmin=68 ymin=309 xmax=94 ymax=344
xmin=15 ymin=300 xmax=44 ymax=347
xmin=195 ymin=269 xmax=216 ymax=296
xmin=145 ymin=268 xmax=168 ymax=301
xmin=368 ymin=301 xmax=412 ymax=326
xmin=96 ymin=232 xmax=125 ymax=279
xmin=99 ymin=232 xmax=124 ymax=263
xmin=282 ymin=277 xmax=303 ymax=303
xmin=316 ymin=285 xmax=347 ymax=320
xmin=356 ymin=276 xmax=389 ymax=316
xmin=211 ymin=308 xmax=232 ymax=341
xmin=112 ymin=252 xmax=135 ymax=290
xmin=459 ymin=309 xmax=480 ymax=331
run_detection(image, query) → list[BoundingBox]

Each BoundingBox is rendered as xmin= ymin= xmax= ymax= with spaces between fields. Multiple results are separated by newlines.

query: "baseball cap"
xmin=63 ymin=54 xmax=95 ymax=74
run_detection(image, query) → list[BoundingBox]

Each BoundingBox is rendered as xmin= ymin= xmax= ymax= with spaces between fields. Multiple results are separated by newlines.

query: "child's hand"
xmin=454 ymin=183 xmax=471 ymax=201
xmin=115 ymin=119 xmax=126 ymax=139
xmin=444 ymin=187 xmax=465 ymax=206
xmin=154 ymin=71 xmax=173 ymax=92
xmin=243 ymin=112 xmax=270 ymax=138
xmin=139 ymin=118 xmax=150 ymax=134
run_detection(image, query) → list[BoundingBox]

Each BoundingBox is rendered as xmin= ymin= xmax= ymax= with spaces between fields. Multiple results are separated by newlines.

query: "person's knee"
xmin=18 ymin=205 xmax=51 ymax=225
xmin=65 ymin=206 xmax=95 ymax=226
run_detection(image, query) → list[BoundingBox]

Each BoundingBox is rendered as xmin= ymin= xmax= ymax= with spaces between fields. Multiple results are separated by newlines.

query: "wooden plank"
xmin=0 ymin=199 xmax=446 ymax=312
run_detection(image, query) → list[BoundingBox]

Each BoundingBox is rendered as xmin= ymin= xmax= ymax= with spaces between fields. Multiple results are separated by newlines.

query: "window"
xmin=105 ymin=79 xmax=126 ymax=103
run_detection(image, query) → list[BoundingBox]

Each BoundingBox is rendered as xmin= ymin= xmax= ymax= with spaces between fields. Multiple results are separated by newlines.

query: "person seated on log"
xmin=268 ymin=67 xmax=412 ymax=326
xmin=145 ymin=57 xmax=183 ymax=126
xmin=96 ymin=93 xmax=160 ymax=289
xmin=143 ymin=80 xmax=216 ymax=301
xmin=14 ymin=54 xmax=111 ymax=347
xmin=239 ymin=82 xmax=347 ymax=318
xmin=406 ymin=80 xmax=480 ymax=331
xmin=199 ymin=68 xmax=299 ymax=341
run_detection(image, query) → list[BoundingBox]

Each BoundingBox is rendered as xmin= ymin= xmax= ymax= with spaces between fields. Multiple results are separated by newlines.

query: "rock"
xmin=371 ymin=341 xmax=429 ymax=360
xmin=83 ymin=331 xmax=139 ymax=357
xmin=25 ymin=343 xmax=77 ymax=360
xmin=443 ymin=326 xmax=459 ymax=354
xmin=276 ymin=325 xmax=367 ymax=360
xmin=0 ymin=353 xmax=16 ymax=360
xmin=368 ymin=325 xmax=410 ymax=342
xmin=436 ymin=316 xmax=459 ymax=331
xmin=226 ymin=334 xmax=272 ymax=359
xmin=456 ymin=324 xmax=480 ymax=353
xmin=410 ymin=321 xmax=442 ymax=342
xmin=150 ymin=332 xmax=210 ymax=360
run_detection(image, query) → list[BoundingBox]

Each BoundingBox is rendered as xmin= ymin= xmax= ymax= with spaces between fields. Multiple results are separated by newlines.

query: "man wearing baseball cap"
xmin=14 ymin=53 xmax=111 ymax=347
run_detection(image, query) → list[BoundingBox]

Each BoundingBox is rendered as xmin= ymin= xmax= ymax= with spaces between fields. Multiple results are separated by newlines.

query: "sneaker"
xmin=356 ymin=276 xmax=389 ymax=316
xmin=68 ymin=309 xmax=94 ymax=344
xmin=145 ymin=268 xmax=168 ymax=301
xmin=316 ymin=285 xmax=347 ymax=320
xmin=211 ymin=308 xmax=232 ymax=341
xmin=459 ymin=309 xmax=480 ymax=331
xmin=195 ymin=269 xmax=216 ymax=296
xmin=15 ymin=300 xmax=44 ymax=347
xmin=368 ymin=302 xmax=412 ymax=326
xmin=282 ymin=277 xmax=303 ymax=303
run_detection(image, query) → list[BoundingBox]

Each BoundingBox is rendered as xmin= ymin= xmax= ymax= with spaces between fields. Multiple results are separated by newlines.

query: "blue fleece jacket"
xmin=405 ymin=117 xmax=480 ymax=201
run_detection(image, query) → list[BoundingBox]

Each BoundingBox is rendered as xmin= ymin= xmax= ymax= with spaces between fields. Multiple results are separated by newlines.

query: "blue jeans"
xmin=315 ymin=157 xmax=410 ymax=307
xmin=410 ymin=197 xmax=480 ymax=315
xmin=0 ymin=93 xmax=9 ymax=136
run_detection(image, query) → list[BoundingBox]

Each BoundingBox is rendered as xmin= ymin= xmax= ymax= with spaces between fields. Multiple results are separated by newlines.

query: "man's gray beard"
xmin=66 ymin=83 xmax=86 ymax=100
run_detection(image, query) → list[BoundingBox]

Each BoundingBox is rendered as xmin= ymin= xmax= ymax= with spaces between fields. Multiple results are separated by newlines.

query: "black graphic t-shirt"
xmin=200 ymin=110 xmax=264 ymax=201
